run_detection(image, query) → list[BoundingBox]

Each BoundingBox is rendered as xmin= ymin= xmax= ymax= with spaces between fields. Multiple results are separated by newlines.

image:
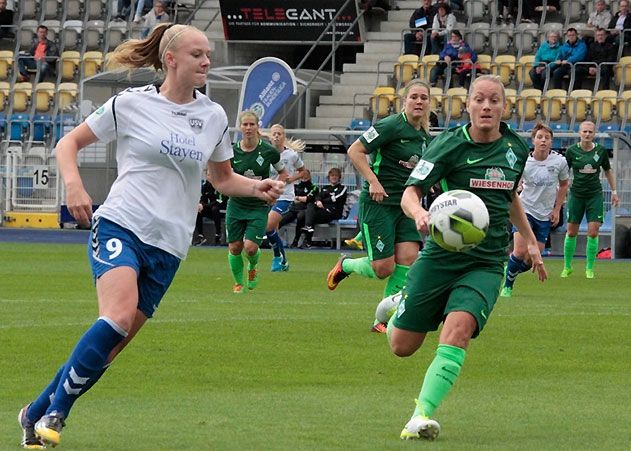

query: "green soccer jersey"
xmin=229 ymin=139 xmax=281 ymax=208
xmin=406 ymin=122 xmax=530 ymax=262
xmin=564 ymin=142 xmax=611 ymax=198
xmin=358 ymin=112 xmax=432 ymax=206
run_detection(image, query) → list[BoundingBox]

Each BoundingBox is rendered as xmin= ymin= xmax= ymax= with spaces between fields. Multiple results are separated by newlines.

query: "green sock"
xmin=341 ymin=257 xmax=376 ymax=278
xmin=246 ymin=248 xmax=261 ymax=270
xmin=228 ymin=252 xmax=244 ymax=285
xmin=382 ymin=264 xmax=409 ymax=298
xmin=563 ymin=235 xmax=577 ymax=269
xmin=413 ymin=344 xmax=466 ymax=419
xmin=586 ymin=236 xmax=599 ymax=270
xmin=353 ymin=231 xmax=362 ymax=242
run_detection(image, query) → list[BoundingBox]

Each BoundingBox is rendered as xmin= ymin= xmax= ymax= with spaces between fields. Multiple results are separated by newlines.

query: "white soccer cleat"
xmin=400 ymin=415 xmax=441 ymax=441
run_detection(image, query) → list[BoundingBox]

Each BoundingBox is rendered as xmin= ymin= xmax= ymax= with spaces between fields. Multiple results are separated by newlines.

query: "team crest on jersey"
xmin=256 ymin=154 xmax=265 ymax=166
xmin=362 ymin=126 xmax=379 ymax=143
xmin=506 ymin=147 xmax=517 ymax=169
xmin=189 ymin=118 xmax=204 ymax=133
xmin=470 ymin=167 xmax=515 ymax=190
xmin=410 ymin=159 xmax=434 ymax=180
xmin=399 ymin=154 xmax=420 ymax=170
xmin=95 ymin=105 xmax=105 ymax=115
xmin=593 ymin=153 xmax=600 ymax=162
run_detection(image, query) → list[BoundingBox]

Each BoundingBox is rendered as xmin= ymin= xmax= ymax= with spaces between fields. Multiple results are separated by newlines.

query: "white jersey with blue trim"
xmin=275 ymin=148 xmax=304 ymax=201
xmin=519 ymin=151 xmax=570 ymax=221
xmin=85 ymin=84 xmax=233 ymax=259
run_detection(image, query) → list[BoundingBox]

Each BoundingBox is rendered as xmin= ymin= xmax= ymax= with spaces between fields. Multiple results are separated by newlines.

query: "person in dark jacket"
xmin=17 ymin=25 xmax=59 ymax=82
xmin=429 ymin=30 xmax=476 ymax=87
xmin=193 ymin=179 xmax=227 ymax=246
xmin=279 ymin=169 xmax=319 ymax=247
xmin=299 ymin=167 xmax=347 ymax=249
xmin=575 ymin=28 xmax=616 ymax=90
xmin=403 ymin=0 xmax=436 ymax=56
xmin=608 ymin=0 xmax=631 ymax=47
xmin=0 ymin=0 xmax=14 ymax=39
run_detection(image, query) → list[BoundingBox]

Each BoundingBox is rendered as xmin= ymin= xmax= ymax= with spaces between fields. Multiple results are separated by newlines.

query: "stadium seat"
xmin=491 ymin=55 xmax=515 ymax=87
xmin=541 ymin=89 xmax=567 ymax=122
xmin=592 ymin=90 xmax=618 ymax=125
xmin=516 ymin=88 xmax=541 ymax=122
xmin=617 ymin=90 xmax=631 ymax=127
xmin=475 ymin=54 xmax=492 ymax=76
xmin=40 ymin=20 xmax=61 ymax=43
xmin=104 ymin=52 xmax=125 ymax=71
xmin=567 ymin=89 xmax=592 ymax=124
xmin=394 ymin=54 xmax=419 ymax=87
xmin=465 ymin=22 xmax=490 ymax=54
xmin=23 ymin=145 xmax=47 ymax=166
xmin=0 ymin=81 xmax=9 ymax=111
xmin=86 ymin=0 xmax=106 ymax=20
xmin=32 ymin=113 xmax=53 ymax=142
xmin=489 ymin=27 xmax=513 ymax=56
xmin=418 ymin=54 xmax=439 ymax=82
xmin=369 ymin=86 xmax=396 ymax=119
xmin=61 ymin=51 xmax=80 ymax=81
xmin=65 ymin=0 xmax=83 ymax=20
xmin=20 ymin=0 xmax=39 ymax=20
xmin=62 ymin=20 xmax=84 ymax=51
xmin=465 ymin=0 xmax=489 ymax=24
xmin=54 ymin=114 xmax=77 ymax=142
xmin=348 ymin=118 xmax=371 ymax=131
xmin=13 ymin=82 xmax=33 ymax=113
xmin=9 ymin=113 xmax=30 ymax=141
xmin=563 ymin=1 xmax=585 ymax=23
xmin=58 ymin=83 xmax=78 ymax=111
xmin=19 ymin=20 xmax=39 ymax=51
xmin=0 ymin=50 xmax=13 ymax=80
xmin=394 ymin=88 xmax=404 ymax=113
xmin=106 ymin=21 xmax=128 ymax=51
xmin=615 ymin=56 xmax=631 ymax=89
xmin=429 ymin=86 xmax=443 ymax=114
xmin=538 ymin=22 xmax=563 ymax=45
xmin=444 ymin=87 xmax=467 ymax=121
xmin=82 ymin=51 xmax=104 ymax=78
xmin=42 ymin=0 xmax=60 ymax=19
xmin=85 ymin=20 xmax=105 ymax=51
xmin=34 ymin=82 xmax=55 ymax=113
xmin=516 ymin=55 xmax=535 ymax=89
xmin=514 ymin=22 xmax=538 ymax=56
xmin=503 ymin=88 xmax=517 ymax=121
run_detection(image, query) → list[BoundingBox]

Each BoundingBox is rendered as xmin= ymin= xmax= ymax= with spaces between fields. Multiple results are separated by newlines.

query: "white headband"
xmin=160 ymin=28 xmax=188 ymax=62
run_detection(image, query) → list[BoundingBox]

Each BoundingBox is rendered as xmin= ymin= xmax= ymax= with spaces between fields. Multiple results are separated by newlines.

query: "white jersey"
xmin=85 ymin=85 xmax=233 ymax=259
xmin=276 ymin=148 xmax=304 ymax=201
xmin=519 ymin=151 xmax=570 ymax=221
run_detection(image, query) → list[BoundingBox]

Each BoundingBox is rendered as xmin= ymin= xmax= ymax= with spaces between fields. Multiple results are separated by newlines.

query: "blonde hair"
xmin=107 ymin=23 xmax=197 ymax=72
xmin=401 ymin=79 xmax=431 ymax=133
xmin=263 ymin=124 xmax=306 ymax=152
xmin=468 ymin=74 xmax=506 ymax=101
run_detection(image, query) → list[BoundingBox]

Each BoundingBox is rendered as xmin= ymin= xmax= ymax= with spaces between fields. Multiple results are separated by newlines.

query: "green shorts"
xmin=392 ymin=253 xmax=504 ymax=338
xmin=566 ymin=192 xmax=604 ymax=224
xmin=225 ymin=200 xmax=269 ymax=245
xmin=359 ymin=200 xmax=421 ymax=261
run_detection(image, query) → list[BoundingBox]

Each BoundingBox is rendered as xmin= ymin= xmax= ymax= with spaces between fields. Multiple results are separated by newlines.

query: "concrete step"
xmin=319 ymin=93 xmax=372 ymax=105
xmin=316 ymin=104 xmax=361 ymax=118
xmin=387 ymin=10 xmax=415 ymax=22
xmin=396 ymin=0 xmax=422 ymax=9
xmin=366 ymin=31 xmax=403 ymax=41
xmin=342 ymin=62 xmax=383 ymax=73
xmin=364 ymin=40 xmax=401 ymax=54
xmin=332 ymin=84 xmax=376 ymax=96
xmin=380 ymin=21 xmax=412 ymax=33
xmin=307 ymin=116 xmax=354 ymax=130
xmin=339 ymin=72 xmax=391 ymax=86
xmin=195 ymin=8 xmax=221 ymax=21
xmin=355 ymin=52 xmax=400 ymax=65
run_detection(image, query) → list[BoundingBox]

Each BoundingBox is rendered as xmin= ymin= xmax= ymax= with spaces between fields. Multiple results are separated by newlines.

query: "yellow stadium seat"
xmin=82 ymin=51 xmax=104 ymax=78
xmin=61 ymin=51 xmax=80 ymax=81
xmin=592 ymin=90 xmax=618 ymax=124
xmin=35 ymin=82 xmax=55 ymax=112
xmin=615 ymin=56 xmax=631 ymax=88
xmin=0 ymin=80 xmax=9 ymax=110
xmin=429 ymin=86 xmax=443 ymax=114
xmin=370 ymin=86 xmax=396 ymax=118
xmin=492 ymin=55 xmax=516 ymax=87
xmin=617 ymin=90 xmax=631 ymax=124
xmin=516 ymin=55 xmax=535 ymax=89
xmin=418 ymin=54 xmax=439 ymax=82
xmin=476 ymin=54 xmax=492 ymax=75
xmin=444 ymin=87 xmax=467 ymax=120
xmin=516 ymin=88 xmax=541 ymax=121
xmin=541 ymin=89 xmax=567 ymax=122
xmin=105 ymin=52 xmax=125 ymax=71
xmin=58 ymin=82 xmax=78 ymax=110
xmin=567 ymin=89 xmax=592 ymax=123
xmin=503 ymin=88 xmax=517 ymax=121
xmin=394 ymin=54 xmax=419 ymax=86
xmin=0 ymin=50 xmax=13 ymax=80
xmin=13 ymin=82 xmax=33 ymax=112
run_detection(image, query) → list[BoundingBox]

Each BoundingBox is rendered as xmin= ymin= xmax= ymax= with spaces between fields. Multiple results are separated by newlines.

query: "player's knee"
xmin=372 ymin=263 xmax=394 ymax=279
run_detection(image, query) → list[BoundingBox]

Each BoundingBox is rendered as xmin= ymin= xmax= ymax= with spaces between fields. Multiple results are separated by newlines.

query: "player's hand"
xmin=415 ymin=209 xmax=430 ymax=235
xmin=550 ymin=209 xmax=560 ymax=227
xmin=254 ymin=179 xmax=285 ymax=204
xmin=612 ymin=192 xmax=620 ymax=207
xmin=527 ymin=242 xmax=547 ymax=282
xmin=66 ymin=183 xmax=93 ymax=228
xmin=197 ymin=203 xmax=203 ymax=213
xmin=369 ymin=180 xmax=388 ymax=203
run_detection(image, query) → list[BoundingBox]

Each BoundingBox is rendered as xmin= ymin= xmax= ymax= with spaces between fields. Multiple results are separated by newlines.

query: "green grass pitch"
xmin=1 ymin=242 xmax=630 ymax=450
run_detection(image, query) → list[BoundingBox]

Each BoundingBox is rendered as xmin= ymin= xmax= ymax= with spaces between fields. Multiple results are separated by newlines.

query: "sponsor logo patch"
xmin=410 ymin=159 xmax=434 ymax=180
xmin=362 ymin=126 xmax=379 ymax=143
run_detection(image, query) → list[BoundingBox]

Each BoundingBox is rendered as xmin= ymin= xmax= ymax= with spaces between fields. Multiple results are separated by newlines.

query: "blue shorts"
xmin=88 ymin=217 xmax=181 ymax=318
xmin=271 ymin=200 xmax=292 ymax=215
xmin=512 ymin=213 xmax=551 ymax=244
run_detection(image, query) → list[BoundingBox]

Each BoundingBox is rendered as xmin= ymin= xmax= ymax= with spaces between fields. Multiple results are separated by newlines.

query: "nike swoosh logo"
xmin=255 ymin=235 xmax=265 ymax=240
xmin=233 ymin=160 xmax=242 ymax=164
xmin=480 ymin=309 xmax=487 ymax=320
xmin=401 ymin=139 xmax=411 ymax=143
xmin=467 ymin=157 xmax=484 ymax=164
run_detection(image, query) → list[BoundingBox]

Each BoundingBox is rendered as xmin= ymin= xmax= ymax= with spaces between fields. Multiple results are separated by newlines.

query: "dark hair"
xmin=438 ymin=3 xmax=451 ymax=14
xmin=567 ymin=27 xmax=578 ymax=34
xmin=328 ymin=167 xmax=342 ymax=177
xmin=451 ymin=29 xmax=463 ymax=40
xmin=37 ymin=25 xmax=48 ymax=32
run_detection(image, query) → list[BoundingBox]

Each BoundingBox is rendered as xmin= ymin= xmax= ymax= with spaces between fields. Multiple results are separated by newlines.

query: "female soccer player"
xmin=561 ymin=120 xmax=619 ymax=279
xmin=227 ymin=111 xmax=287 ymax=293
xmin=500 ymin=122 xmax=570 ymax=297
xmin=391 ymin=75 xmax=546 ymax=441
xmin=326 ymin=79 xmax=433 ymax=332
xmin=264 ymin=123 xmax=305 ymax=272
xmin=18 ymin=24 xmax=284 ymax=448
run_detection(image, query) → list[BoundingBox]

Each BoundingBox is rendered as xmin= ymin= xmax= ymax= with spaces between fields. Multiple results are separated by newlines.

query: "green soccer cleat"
xmin=500 ymin=286 xmax=513 ymax=298
xmin=400 ymin=414 xmax=441 ymax=441
xmin=560 ymin=267 xmax=573 ymax=278
xmin=247 ymin=268 xmax=259 ymax=290
xmin=585 ymin=269 xmax=595 ymax=279
xmin=34 ymin=411 xmax=65 ymax=448
xmin=18 ymin=404 xmax=45 ymax=449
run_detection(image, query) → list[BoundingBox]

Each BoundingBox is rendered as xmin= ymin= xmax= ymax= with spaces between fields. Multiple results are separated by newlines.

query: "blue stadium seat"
xmin=54 ymin=114 xmax=77 ymax=143
xmin=346 ymin=118 xmax=371 ymax=145
xmin=9 ymin=113 xmax=30 ymax=141
xmin=32 ymin=114 xmax=53 ymax=142
xmin=598 ymin=124 xmax=616 ymax=150
xmin=0 ymin=112 xmax=6 ymax=139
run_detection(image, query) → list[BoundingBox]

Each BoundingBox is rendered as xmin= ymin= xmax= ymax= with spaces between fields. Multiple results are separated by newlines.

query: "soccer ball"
xmin=375 ymin=291 xmax=403 ymax=324
xmin=428 ymin=190 xmax=489 ymax=252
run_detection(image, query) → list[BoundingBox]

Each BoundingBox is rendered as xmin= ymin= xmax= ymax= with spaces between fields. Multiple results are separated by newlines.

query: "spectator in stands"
xmin=280 ymin=169 xmax=318 ymax=248
xmin=0 ymin=0 xmax=14 ymax=39
xmin=454 ymin=47 xmax=480 ymax=89
xmin=299 ymin=167 xmax=347 ymax=249
xmin=140 ymin=1 xmax=169 ymax=38
xmin=429 ymin=30 xmax=476 ymax=88
xmin=608 ymin=0 xmax=631 ymax=47
xmin=529 ymin=30 xmax=561 ymax=90
xmin=193 ymin=178 xmax=226 ymax=246
xmin=17 ymin=25 xmax=58 ymax=82
xmin=497 ymin=0 xmax=517 ymax=24
xmin=430 ymin=3 xmax=456 ymax=55
xmin=550 ymin=28 xmax=587 ymax=89
xmin=403 ymin=0 xmax=436 ymax=56
xmin=17 ymin=24 xmax=284 ymax=448
xmin=587 ymin=0 xmax=613 ymax=31
xmin=521 ymin=0 xmax=560 ymax=23
xmin=575 ymin=28 xmax=616 ymax=90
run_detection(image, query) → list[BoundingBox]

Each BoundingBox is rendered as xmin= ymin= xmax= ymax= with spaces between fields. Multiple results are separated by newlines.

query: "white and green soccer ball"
xmin=428 ymin=190 xmax=489 ymax=252
xmin=375 ymin=291 xmax=403 ymax=324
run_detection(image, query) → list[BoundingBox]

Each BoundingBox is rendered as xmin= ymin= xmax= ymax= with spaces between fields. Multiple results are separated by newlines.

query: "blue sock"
xmin=504 ymin=254 xmax=531 ymax=288
xmin=267 ymin=229 xmax=281 ymax=258
xmin=46 ymin=317 xmax=126 ymax=418
xmin=27 ymin=365 xmax=65 ymax=423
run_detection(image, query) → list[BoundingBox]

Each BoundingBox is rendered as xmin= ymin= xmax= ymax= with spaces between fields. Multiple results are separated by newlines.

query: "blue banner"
xmin=237 ymin=57 xmax=297 ymax=128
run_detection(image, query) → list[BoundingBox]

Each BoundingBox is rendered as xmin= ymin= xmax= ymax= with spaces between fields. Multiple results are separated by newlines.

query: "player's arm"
xmin=208 ymin=160 xmax=284 ymax=203
xmin=604 ymin=168 xmax=619 ymax=207
xmin=286 ymin=166 xmax=305 ymax=184
xmin=551 ymin=179 xmax=570 ymax=226
xmin=509 ymin=193 xmax=547 ymax=281
xmin=401 ymin=185 xmax=429 ymax=235
xmin=347 ymin=139 xmax=387 ymax=202
xmin=57 ymin=122 xmax=100 ymax=227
